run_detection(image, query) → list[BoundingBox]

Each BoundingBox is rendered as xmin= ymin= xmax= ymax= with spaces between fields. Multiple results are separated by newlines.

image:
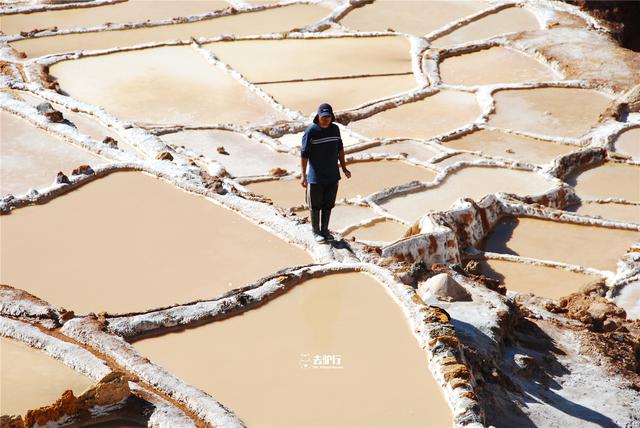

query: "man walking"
xmin=300 ymin=103 xmax=351 ymax=243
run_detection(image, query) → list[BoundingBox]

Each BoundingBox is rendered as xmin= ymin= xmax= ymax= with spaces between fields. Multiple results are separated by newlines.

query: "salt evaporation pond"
xmin=567 ymin=202 xmax=640 ymax=224
xmin=247 ymin=160 xmax=437 ymax=209
xmin=340 ymin=0 xmax=486 ymax=36
xmin=488 ymin=87 xmax=612 ymax=138
xmin=613 ymin=128 xmax=640 ymax=159
xmin=443 ymin=129 xmax=575 ymax=165
xmin=160 ymin=129 xmax=298 ymax=177
xmin=484 ymin=217 xmax=640 ymax=272
xmin=478 ymin=259 xmax=599 ymax=300
xmin=567 ymin=161 xmax=640 ymax=202
xmin=440 ymin=47 xmax=557 ymax=86
xmin=0 ymin=0 xmax=229 ymax=34
xmin=0 ymin=172 xmax=311 ymax=314
xmin=0 ymin=110 xmax=105 ymax=196
xmin=355 ymin=140 xmax=440 ymax=163
xmin=0 ymin=336 xmax=94 ymax=416
xmin=380 ymin=166 xmax=556 ymax=222
xmin=51 ymin=46 xmax=286 ymax=126
xmin=10 ymin=4 xmax=329 ymax=58
xmin=431 ymin=6 xmax=540 ymax=47
xmin=349 ymin=90 xmax=481 ymax=140
xmin=345 ymin=219 xmax=407 ymax=244
xmin=134 ymin=272 xmax=452 ymax=427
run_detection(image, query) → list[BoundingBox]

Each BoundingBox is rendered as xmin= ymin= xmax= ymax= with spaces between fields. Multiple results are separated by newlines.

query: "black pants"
xmin=307 ymin=182 xmax=338 ymax=210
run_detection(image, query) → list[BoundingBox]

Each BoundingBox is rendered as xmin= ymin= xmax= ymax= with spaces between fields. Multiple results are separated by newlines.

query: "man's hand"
xmin=342 ymin=167 xmax=351 ymax=179
xmin=300 ymin=176 xmax=308 ymax=188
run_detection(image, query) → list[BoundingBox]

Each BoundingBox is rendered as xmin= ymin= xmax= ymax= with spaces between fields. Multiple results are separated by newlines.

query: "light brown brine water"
xmin=440 ymin=47 xmax=557 ymax=86
xmin=443 ymin=129 xmax=574 ymax=165
xmin=567 ymin=202 xmax=640 ymax=224
xmin=10 ymin=4 xmax=330 ymax=58
xmin=340 ymin=0 xmax=487 ymax=36
xmin=0 ymin=0 xmax=229 ymax=35
xmin=50 ymin=46 xmax=285 ymax=126
xmin=133 ymin=272 xmax=453 ymax=427
xmin=160 ymin=129 xmax=298 ymax=177
xmin=205 ymin=36 xmax=413 ymax=82
xmin=483 ymin=217 xmax=640 ymax=272
xmin=0 ymin=110 xmax=105 ymax=196
xmin=613 ymin=128 xmax=640 ymax=159
xmin=259 ymin=74 xmax=417 ymax=114
xmin=431 ymin=6 xmax=540 ymax=47
xmin=246 ymin=160 xmax=437 ymax=208
xmin=0 ymin=336 xmax=94 ymax=416
xmin=478 ymin=259 xmax=599 ymax=300
xmin=344 ymin=219 xmax=407 ymax=243
xmin=349 ymin=90 xmax=481 ymax=140
xmin=380 ymin=166 xmax=556 ymax=222
xmin=566 ymin=162 xmax=640 ymax=202
xmin=488 ymin=87 xmax=612 ymax=138
xmin=0 ymin=172 xmax=311 ymax=314
xmin=355 ymin=140 xmax=440 ymax=163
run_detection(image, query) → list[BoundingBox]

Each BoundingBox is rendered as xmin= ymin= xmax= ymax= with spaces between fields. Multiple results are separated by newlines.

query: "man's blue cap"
xmin=317 ymin=103 xmax=334 ymax=117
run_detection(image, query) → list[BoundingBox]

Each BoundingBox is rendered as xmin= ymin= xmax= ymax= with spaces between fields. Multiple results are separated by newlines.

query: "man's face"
xmin=318 ymin=115 xmax=332 ymax=128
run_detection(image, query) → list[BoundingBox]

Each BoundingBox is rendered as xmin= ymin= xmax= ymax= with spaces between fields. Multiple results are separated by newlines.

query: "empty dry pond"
xmin=0 ymin=172 xmax=311 ymax=314
xmin=134 ymin=272 xmax=452 ymax=427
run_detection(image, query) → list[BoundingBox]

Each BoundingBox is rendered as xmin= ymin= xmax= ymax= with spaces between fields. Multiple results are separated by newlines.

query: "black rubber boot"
xmin=321 ymin=208 xmax=334 ymax=241
xmin=310 ymin=209 xmax=325 ymax=242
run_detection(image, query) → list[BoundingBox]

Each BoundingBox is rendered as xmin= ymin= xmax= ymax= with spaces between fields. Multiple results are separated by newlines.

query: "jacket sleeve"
xmin=301 ymin=128 xmax=311 ymax=158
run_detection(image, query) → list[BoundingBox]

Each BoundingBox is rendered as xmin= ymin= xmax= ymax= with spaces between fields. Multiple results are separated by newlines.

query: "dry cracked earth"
xmin=0 ymin=0 xmax=639 ymax=427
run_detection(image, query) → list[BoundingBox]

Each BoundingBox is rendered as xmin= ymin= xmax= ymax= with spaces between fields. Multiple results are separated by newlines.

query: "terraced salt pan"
xmin=340 ymin=0 xmax=487 ymax=36
xmin=0 ymin=110 xmax=105 ymax=196
xmin=51 ymin=46 xmax=286 ymax=126
xmin=0 ymin=172 xmax=311 ymax=314
xmin=440 ymin=47 xmax=557 ymax=86
xmin=431 ymin=6 xmax=540 ymax=47
xmin=349 ymin=90 xmax=481 ymax=140
xmin=488 ymin=87 xmax=612 ymax=138
xmin=567 ymin=202 xmax=640 ymax=224
xmin=258 ymin=74 xmax=417 ymax=114
xmin=293 ymin=204 xmax=377 ymax=232
xmin=0 ymin=0 xmax=229 ymax=35
xmin=279 ymin=129 xmax=360 ymax=150
xmin=10 ymin=4 xmax=329 ymax=58
xmin=134 ymin=272 xmax=452 ymax=427
xmin=443 ymin=129 xmax=574 ymax=165
xmin=355 ymin=140 xmax=440 ymax=163
xmin=478 ymin=259 xmax=598 ymax=300
xmin=566 ymin=162 xmax=640 ymax=202
xmin=483 ymin=217 xmax=640 ymax=272
xmin=380 ymin=166 xmax=556 ymax=222
xmin=247 ymin=160 xmax=437 ymax=208
xmin=205 ymin=36 xmax=412 ymax=82
xmin=345 ymin=219 xmax=407 ymax=243
xmin=613 ymin=128 xmax=640 ymax=159
xmin=160 ymin=129 xmax=297 ymax=177
xmin=0 ymin=336 xmax=94 ymax=416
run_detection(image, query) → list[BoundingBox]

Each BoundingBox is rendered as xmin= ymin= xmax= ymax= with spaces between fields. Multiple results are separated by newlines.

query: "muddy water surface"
xmin=344 ymin=219 xmax=407 ymax=243
xmin=349 ymin=90 xmax=481 ymax=140
xmin=483 ymin=217 xmax=640 ymax=271
xmin=440 ymin=47 xmax=557 ymax=86
xmin=247 ymin=160 xmax=437 ymax=208
xmin=51 ymin=46 xmax=285 ymax=126
xmin=479 ymin=259 xmax=599 ymax=300
xmin=11 ymin=4 xmax=329 ymax=57
xmin=0 ymin=336 xmax=93 ymax=416
xmin=134 ymin=272 xmax=452 ymax=427
xmin=381 ymin=166 xmax=555 ymax=222
xmin=488 ymin=88 xmax=612 ymax=138
xmin=432 ymin=6 xmax=540 ymax=47
xmin=0 ymin=172 xmax=311 ymax=314
xmin=567 ymin=162 xmax=640 ymax=202
xmin=340 ymin=0 xmax=487 ymax=36
xmin=567 ymin=202 xmax=640 ymax=224
xmin=443 ymin=129 xmax=574 ymax=165
xmin=613 ymin=128 xmax=640 ymax=159
xmin=0 ymin=111 xmax=104 ymax=196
